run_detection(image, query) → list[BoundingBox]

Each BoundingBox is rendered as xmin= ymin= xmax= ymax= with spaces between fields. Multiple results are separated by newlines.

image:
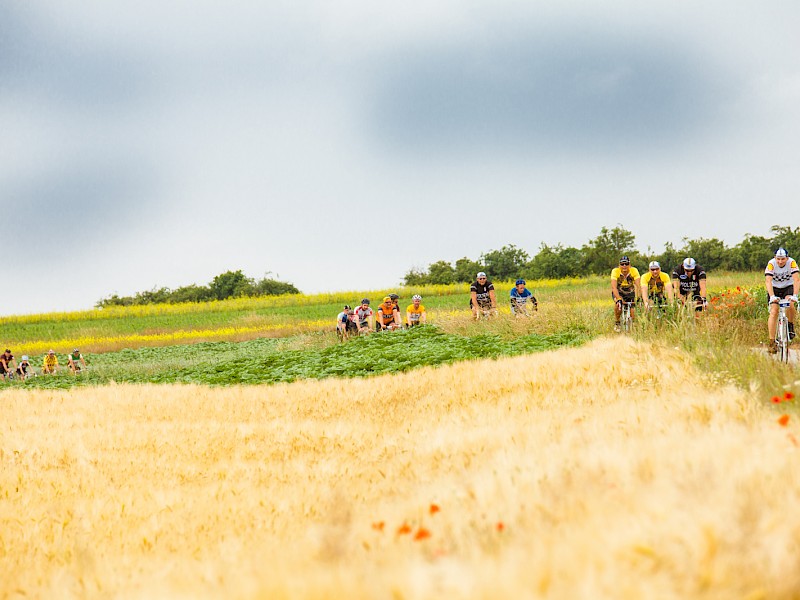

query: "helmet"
xmin=389 ymin=293 xmax=399 ymax=301
xmin=361 ymin=298 xmax=370 ymax=305
xmin=619 ymin=256 xmax=630 ymax=266
xmin=683 ymin=257 xmax=696 ymax=270
xmin=776 ymin=247 xmax=789 ymax=258
xmin=21 ymin=355 xmax=28 ymax=361
xmin=515 ymin=279 xmax=526 ymax=286
xmin=343 ymin=305 xmax=351 ymax=311
xmin=383 ymin=296 xmax=392 ymax=303
xmin=648 ymin=261 xmax=660 ymax=269
xmin=477 ymin=271 xmax=487 ymax=279
xmin=412 ymin=294 xmax=422 ymax=301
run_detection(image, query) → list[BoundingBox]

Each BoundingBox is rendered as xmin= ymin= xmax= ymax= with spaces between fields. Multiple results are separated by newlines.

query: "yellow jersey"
xmin=406 ymin=304 xmax=426 ymax=323
xmin=610 ymin=267 xmax=640 ymax=296
xmin=641 ymin=271 xmax=670 ymax=296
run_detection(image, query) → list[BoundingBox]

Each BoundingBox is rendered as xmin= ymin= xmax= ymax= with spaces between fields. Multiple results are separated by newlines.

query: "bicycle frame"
xmin=620 ymin=301 xmax=634 ymax=333
xmin=776 ymin=299 xmax=793 ymax=363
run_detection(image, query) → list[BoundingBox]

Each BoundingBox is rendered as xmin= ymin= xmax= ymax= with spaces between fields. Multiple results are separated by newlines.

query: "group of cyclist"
xmin=336 ymin=294 xmax=428 ymax=339
xmin=610 ymin=248 xmax=800 ymax=353
xmin=0 ymin=348 xmax=87 ymax=381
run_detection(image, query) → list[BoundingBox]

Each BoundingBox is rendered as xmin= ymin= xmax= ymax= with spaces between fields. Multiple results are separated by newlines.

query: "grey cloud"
xmin=367 ymin=30 xmax=736 ymax=158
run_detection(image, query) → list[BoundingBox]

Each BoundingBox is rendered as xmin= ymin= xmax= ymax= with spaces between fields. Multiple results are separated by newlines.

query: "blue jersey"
xmin=510 ymin=288 xmax=535 ymax=313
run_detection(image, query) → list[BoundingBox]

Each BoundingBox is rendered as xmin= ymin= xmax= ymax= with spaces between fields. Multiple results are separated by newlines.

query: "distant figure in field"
xmin=610 ymin=256 xmax=640 ymax=331
xmin=16 ymin=355 xmax=33 ymax=380
xmin=672 ymin=257 xmax=707 ymax=312
xmin=354 ymin=299 xmax=374 ymax=334
xmin=67 ymin=348 xmax=87 ymax=374
xmin=42 ymin=349 xmax=59 ymax=375
xmin=510 ymin=279 xmax=537 ymax=316
xmin=406 ymin=295 xmax=427 ymax=327
xmin=470 ymin=272 xmax=497 ymax=319
xmin=336 ymin=306 xmax=358 ymax=340
xmin=765 ymin=247 xmax=799 ymax=353
xmin=0 ymin=349 xmax=17 ymax=380
xmin=376 ymin=296 xmax=401 ymax=331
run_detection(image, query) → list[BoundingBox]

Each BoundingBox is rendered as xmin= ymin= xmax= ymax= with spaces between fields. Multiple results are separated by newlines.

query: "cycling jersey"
xmin=641 ymin=271 xmax=670 ymax=297
xmin=470 ymin=280 xmax=495 ymax=308
xmin=377 ymin=302 xmax=397 ymax=325
xmin=510 ymin=288 xmax=536 ymax=313
xmin=43 ymin=354 xmax=58 ymax=370
xmin=354 ymin=306 xmax=373 ymax=325
xmin=765 ymin=258 xmax=799 ymax=290
xmin=672 ymin=264 xmax=706 ymax=296
xmin=406 ymin=304 xmax=426 ymax=324
xmin=610 ymin=267 xmax=640 ymax=299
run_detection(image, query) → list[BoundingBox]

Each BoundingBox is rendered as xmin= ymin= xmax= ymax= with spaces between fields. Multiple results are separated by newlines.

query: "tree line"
xmin=97 ymin=270 xmax=300 ymax=307
xmin=404 ymin=225 xmax=800 ymax=285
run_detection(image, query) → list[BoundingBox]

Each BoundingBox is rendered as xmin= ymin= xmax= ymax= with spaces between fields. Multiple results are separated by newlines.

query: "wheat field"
xmin=2 ymin=337 xmax=799 ymax=599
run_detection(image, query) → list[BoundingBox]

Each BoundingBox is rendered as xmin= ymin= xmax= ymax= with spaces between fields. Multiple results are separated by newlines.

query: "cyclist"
xmin=376 ymin=296 xmax=401 ymax=331
xmin=510 ymin=278 xmax=538 ymax=316
xmin=765 ymin=247 xmax=800 ymax=353
xmin=0 ymin=349 xmax=16 ymax=381
xmin=67 ymin=348 xmax=87 ymax=374
xmin=354 ymin=298 xmax=374 ymax=334
xmin=42 ymin=349 xmax=59 ymax=375
xmin=611 ymin=256 xmax=640 ymax=331
xmin=406 ymin=294 xmax=427 ymax=327
xmin=672 ymin=257 xmax=707 ymax=311
xmin=389 ymin=294 xmax=400 ymax=314
xmin=640 ymin=261 xmax=674 ymax=311
xmin=16 ymin=355 xmax=32 ymax=380
xmin=336 ymin=306 xmax=358 ymax=340
xmin=470 ymin=272 xmax=497 ymax=319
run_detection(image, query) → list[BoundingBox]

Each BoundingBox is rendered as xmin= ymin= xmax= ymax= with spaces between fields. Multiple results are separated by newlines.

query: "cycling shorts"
xmin=770 ymin=286 xmax=794 ymax=305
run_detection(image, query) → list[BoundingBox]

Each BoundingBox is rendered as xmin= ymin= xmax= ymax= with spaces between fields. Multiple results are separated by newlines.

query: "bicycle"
xmin=618 ymin=301 xmax=634 ymax=333
xmin=775 ymin=298 xmax=797 ymax=363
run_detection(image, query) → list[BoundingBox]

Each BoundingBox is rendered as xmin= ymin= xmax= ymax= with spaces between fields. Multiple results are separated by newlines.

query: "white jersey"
xmin=765 ymin=257 xmax=799 ymax=290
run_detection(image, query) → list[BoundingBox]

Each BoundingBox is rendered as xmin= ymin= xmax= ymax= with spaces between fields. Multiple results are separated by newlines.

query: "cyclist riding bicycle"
xmin=470 ymin=272 xmax=497 ymax=318
xmin=0 ymin=349 xmax=16 ymax=381
xmin=336 ymin=306 xmax=358 ymax=340
xmin=68 ymin=348 xmax=87 ymax=374
xmin=16 ymin=355 xmax=32 ymax=380
xmin=376 ymin=296 xmax=402 ymax=331
xmin=611 ymin=256 xmax=640 ymax=331
xmin=406 ymin=294 xmax=427 ymax=327
xmin=510 ymin=278 xmax=538 ymax=316
xmin=765 ymin=247 xmax=800 ymax=353
xmin=42 ymin=349 xmax=59 ymax=375
xmin=354 ymin=298 xmax=374 ymax=334
xmin=640 ymin=261 xmax=674 ymax=311
xmin=672 ymin=257 xmax=707 ymax=312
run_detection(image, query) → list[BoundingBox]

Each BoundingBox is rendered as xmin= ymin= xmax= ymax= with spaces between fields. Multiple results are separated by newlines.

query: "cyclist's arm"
xmin=666 ymin=277 xmax=675 ymax=301
xmin=634 ymin=277 xmax=641 ymax=299
xmin=406 ymin=309 xmax=412 ymax=327
xmin=611 ymin=278 xmax=621 ymax=301
xmin=489 ymin=289 xmax=497 ymax=309
xmin=470 ymin=291 xmax=478 ymax=315
xmin=640 ymin=281 xmax=650 ymax=307
xmin=766 ymin=273 xmax=776 ymax=298
xmin=699 ymin=279 xmax=707 ymax=299
xmin=793 ymin=271 xmax=800 ymax=296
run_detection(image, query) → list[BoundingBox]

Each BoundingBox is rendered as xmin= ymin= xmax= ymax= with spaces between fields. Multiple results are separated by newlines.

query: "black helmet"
xmin=619 ymin=256 xmax=630 ymax=266
xmin=389 ymin=293 xmax=399 ymax=301
xmin=343 ymin=305 xmax=351 ymax=310
xmin=361 ymin=298 xmax=370 ymax=305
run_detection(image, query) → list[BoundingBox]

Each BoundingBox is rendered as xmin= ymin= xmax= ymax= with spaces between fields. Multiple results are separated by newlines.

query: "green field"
xmin=2 ymin=271 xmax=796 ymax=399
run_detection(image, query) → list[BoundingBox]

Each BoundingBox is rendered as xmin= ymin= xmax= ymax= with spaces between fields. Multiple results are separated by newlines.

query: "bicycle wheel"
xmin=778 ymin=319 xmax=790 ymax=363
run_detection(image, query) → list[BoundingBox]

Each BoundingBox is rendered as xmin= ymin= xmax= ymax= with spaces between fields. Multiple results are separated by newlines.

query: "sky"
xmin=2 ymin=1 xmax=799 ymax=314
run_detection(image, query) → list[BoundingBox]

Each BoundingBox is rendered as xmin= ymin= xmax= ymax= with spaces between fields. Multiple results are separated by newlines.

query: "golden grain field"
xmin=2 ymin=337 xmax=799 ymax=599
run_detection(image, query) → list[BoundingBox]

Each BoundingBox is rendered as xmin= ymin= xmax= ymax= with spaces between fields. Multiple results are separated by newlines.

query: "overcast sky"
xmin=2 ymin=1 xmax=798 ymax=314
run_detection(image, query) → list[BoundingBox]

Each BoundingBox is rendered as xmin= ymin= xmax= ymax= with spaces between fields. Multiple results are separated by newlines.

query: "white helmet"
xmin=776 ymin=247 xmax=788 ymax=258
xmin=683 ymin=257 xmax=696 ymax=270
xmin=648 ymin=261 xmax=660 ymax=269
xmin=412 ymin=294 xmax=422 ymax=301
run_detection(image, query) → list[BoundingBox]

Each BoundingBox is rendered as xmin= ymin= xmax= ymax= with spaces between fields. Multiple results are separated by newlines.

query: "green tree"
xmin=729 ymin=234 xmax=772 ymax=271
xmin=769 ymin=226 xmax=800 ymax=257
xmin=403 ymin=267 xmax=430 ymax=285
xmin=527 ymin=244 xmax=584 ymax=279
xmin=427 ymin=260 xmax=456 ymax=285
xmin=582 ymin=225 xmax=637 ymax=274
xmin=253 ymin=277 xmax=299 ymax=296
xmin=454 ymin=257 xmax=483 ymax=283
xmin=209 ymin=270 xmax=254 ymax=301
xmin=681 ymin=238 xmax=731 ymax=271
xmin=482 ymin=245 xmax=530 ymax=281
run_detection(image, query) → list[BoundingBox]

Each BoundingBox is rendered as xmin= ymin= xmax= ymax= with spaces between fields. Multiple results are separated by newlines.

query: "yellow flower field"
xmin=2 ymin=337 xmax=798 ymax=598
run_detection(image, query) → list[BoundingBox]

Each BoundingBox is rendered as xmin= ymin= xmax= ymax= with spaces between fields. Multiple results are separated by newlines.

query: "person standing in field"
xmin=67 ymin=348 xmax=87 ymax=374
xmin=376 ymin=296 xmax=401 ymax=331
xmin=470 ymin=272 xmax=497 ymax=318
xmin=42 ymin=349 xmax=59 ymax=375
xmin=406 ymin=295 xmax=427 ymax=327
xmin=765 ymin=247 xmax=799 ymax=353
xmin=610 ymin=256 xmax=640 ymax=331
xmin=354 ymin=298 xmax=374 ymax=334
xmin=336 ymin=306 xmax=358 ymax=340
xmin=510 ymin=278 xmax=538 ymax=316
xmin=641 ymin=261 xmax=674 ymax=312
xmin=0 ymin=349 xmax=17 ymax=380
xmin=672 ymin=257 xmax=707 ymax=312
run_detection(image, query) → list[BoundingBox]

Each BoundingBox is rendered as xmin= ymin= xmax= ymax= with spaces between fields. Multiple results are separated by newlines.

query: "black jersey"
xmin=671 ymin=264 xmax=706 ymax=296
xmin=470 ymin=280 xmax=495 ymax=308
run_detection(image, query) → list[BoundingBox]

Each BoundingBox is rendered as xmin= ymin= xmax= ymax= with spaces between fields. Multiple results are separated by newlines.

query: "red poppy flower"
xmin=413 ymin=527 xmax=431 ymax=541
xmin=372 ymin=521 xmax=385 ymax=531
xmin=784 ymin=392 xmax=795 ymax=401
xmin=496 ymin=522 xmax=505 ymax=532
xmin=429 ymin=503 xmax=441 ymax=515
xmin=397 ymin=522 xmax=412 ymax=535
xmin=778 ymin=415 xmax=790 ymax=427
xmin=772 ymin=396 xmax=782 ymax=404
